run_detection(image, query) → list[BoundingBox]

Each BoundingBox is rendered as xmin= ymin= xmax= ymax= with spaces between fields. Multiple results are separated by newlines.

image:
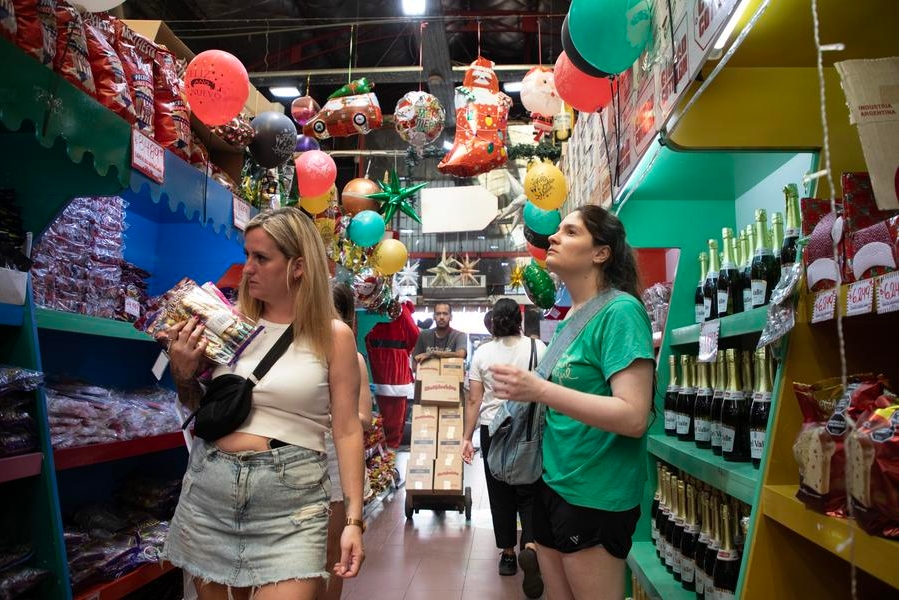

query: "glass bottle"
xmin=741 ymin=349 xmax=754 ymax=401
xmin=710 ymin=352 xmax=727 ymax=456
xmin=664 ymin=354 xmax=679 ymax=437
xmin=750 ymin=347 xmax=773 ymax=469
xmin=740 ymin=228 xmax=754 ymax=312
xmin=694 ymin=491 xmax=712 ymax=600
xmin=695 ymin=252 xmax=709 ymax=324
xmin=731 ymin=234 xmax=744 ymax=312
xmin=680 ymin=483 xmax=699 ymax=591
xmin=651 ymin=463 xmax=662 ymax=549
xmin=703 ymin=240 xmax=720 ymax=321
xmin=731 ymin=497 xmax=746 ymax=554
xmin=721 ymin=349 xmax=751 ymax=462
xmin=712 ymin=503 xmax=740 ymax=600
xmin=716 ymin=228 xmax=743 ymax=317
xmin=703 ymin=494 xmax=721 ymax=600
xmin=770 ymin=211 xmax=785 ymax=269
xmin=664 ymin=474 xmax=678 ymax=573
xmin=672 ymin=480 xmax=686 ymax=582
xmin=781 ymin=183 xmax=801 ymax=277
xmin=693 ymin=360 xmax=713 ymax=449
xmin=750 ymin=209 xmax=779 ymax=307
xmin=656 ymin=469 xmax=670 ymax=562
xmin=676 ymin=355 xmax=696 ymax=442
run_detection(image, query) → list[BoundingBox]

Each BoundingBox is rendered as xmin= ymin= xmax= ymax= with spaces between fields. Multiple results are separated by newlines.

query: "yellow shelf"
xmin=806 ymin=275 xmax=899 ymax=324
xmin=762 ymin=484 xmax=899 ymax=589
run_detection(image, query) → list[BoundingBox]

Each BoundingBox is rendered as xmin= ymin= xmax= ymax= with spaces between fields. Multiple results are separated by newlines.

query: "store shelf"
xmin=806 ymin=276 xmax=899 ymax=324
xmin=627 ymin=541 xmax=694 ymax=600
xmin=0 ymin=302 xmax=25 ymax=326
xmin=35 ymin=308 xmax=152 ymax=342
xmin=762 ymin=484 xmax=899 ymax=589
xmin=74 ymin=562 xmax=176 ymax=600
xmin=0 ymin=452 xmax=43 ymax=483
xmin=647 ymin=435 xmax=758 ymax=504
xmin=54 ymin=432 xmax=185 ymax=471
xmin=668 ymin=307 xmax=768 ymax=346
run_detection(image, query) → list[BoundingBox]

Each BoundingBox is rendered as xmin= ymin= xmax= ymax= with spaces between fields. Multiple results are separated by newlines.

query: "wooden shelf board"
xmin=627 ymin=541 xmax=695 ymax=600
xmin=0 ymin=452 xmax=43 ymax=483
xmin=806 ymin=276 xmax=899 ymax=324
xmin=762 ymin=484 xmax=899 ymax=589
xmin=669 ymin=307 xmax=768 ymax=346
xmin=648 ymin=435 xmax=759 ymax=504
xmin=0 ymin=301 xmax=25 ymax=326
xmin=35 ymin=308 xmax=152 ymax=342
xmin=54 ymin=432 xmax=186 ymax=471
xmin=75 ymin=562 xmax=176 ymax=600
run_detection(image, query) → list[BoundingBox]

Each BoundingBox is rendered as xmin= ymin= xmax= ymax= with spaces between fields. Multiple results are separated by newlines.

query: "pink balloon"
xmin=553 ymin=51 xmax=614 ymax=113
xmin=295 ymin=150 xmax=337 ymax=198
xmin=291 ymin=96 xmax=321 ymax=126
xmin=185 ymin=50 xmax=250 ymax=126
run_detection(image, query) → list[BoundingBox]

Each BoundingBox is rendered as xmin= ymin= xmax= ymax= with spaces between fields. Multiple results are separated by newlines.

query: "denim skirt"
xmin=162 ymin=438 xmax=332 ymax=588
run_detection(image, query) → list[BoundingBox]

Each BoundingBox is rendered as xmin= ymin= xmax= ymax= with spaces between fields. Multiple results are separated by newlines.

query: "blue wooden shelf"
xmin=35 ymin=308 xmax=152 ymax=342
xmin=669 ymin=307 xmax=768 ymax=346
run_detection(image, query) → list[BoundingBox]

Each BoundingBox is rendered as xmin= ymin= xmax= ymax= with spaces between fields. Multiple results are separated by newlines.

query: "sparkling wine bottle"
xmin=770 ymin=211 xmax=785 ymax=270
xmin=716 ymin=228 xmax=743 ymax=317
xmin=656 ymin=468 xmax=670 ymax=562
xmin=721 ymin=349 xmax=750 ymax=462
xmin=672 ymin=480 xmax=686 ymax=582
xmin=693 ymin=360 xmax=713 ymax=449
xmin=740 ymin=227 xmax=754 ymax=312
xmin=664 ymin=354 xmax=679 ymax=437
xmin=696 ymin=252 xmax=709 ymax=324
xmin=749 ymin=347 xmax=773 ymax=468
xmin=680 ymin=483 xmax=699 ymax=591
xmin=710 ymin=352 xmax=726 ymax=456
xmin=651 ymin=463 xmax=662 ymax=550
xmin=676 ymin=355 xmax=696 ymax=442
xmin=750 ymin=209 xmax=779 ymax=307
xmin=781 ymin=183 xmax=801 ymax=278
xmin=664 ymin=474 xmax=679 ymax=573
xmin=703 ymin=240 xmax=720 ymax=321
xmin=703 ymin=495 xmax=721 ymax=600
xmin=694 ymin=491 xmax=712 ymax=600
xmin=712 ymin=503 xmax=741 ymax=600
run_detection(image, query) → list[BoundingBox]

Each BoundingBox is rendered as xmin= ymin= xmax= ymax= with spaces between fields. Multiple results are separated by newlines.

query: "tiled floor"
xmin=342 ymin=450 xmax=543 ymax=600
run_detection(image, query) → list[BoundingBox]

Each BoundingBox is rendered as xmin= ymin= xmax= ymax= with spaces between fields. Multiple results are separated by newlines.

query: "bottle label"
xmin=696 ymin=570 xmax=705 ymax=594
xmin=751 ymin=279 xmax=767 ymax=306
xmin=721 ymin=425 xmax=736 ymax=453
xmin=781 ymin=264 xmax=792 ymax=279
xmin=651 ymin=525 xmax=658 ymax=542
xmin=704 ymin=297 xmax=713 ymax=319
xmin=695 ymin=418 xmax=711 ymax=441
xmin=665 ymin=545 xmax=675 ymax=567
xmin=711 ymin=419 xmax=722 ymax=447
xmin=674 ymin=552 xmax=682 ymax=574
xmin=696 ymin=304 xmax=705 ymax=324
xmin=717 ymin=548 xmax=740 ymax=561
xmin=717 ymin=290 xmax=730 ymax=314
xmin=750 ymin=429 xmax=766 ymax=460
xmin=742 ymin=287 xmax=753 ymax=311
xmin=676 ymin=412 xmax=691 ymax=435
xmin=665 ymin=409 xmax=677 ymax=430
xmin=681 ymin=558 xmax=695 ymax=583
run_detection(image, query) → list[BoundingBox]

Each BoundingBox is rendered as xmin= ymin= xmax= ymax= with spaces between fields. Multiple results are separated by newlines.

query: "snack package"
xmin=847 ymin=393 xmax=899 ymax=539
xmin=138 ymin=278 xmax=261 ymax=365
xmin=54 ymin=3 xmax=95 ymax=96
xmin=114 ymin=20 xmax=156 ymax=135
xmin=13 ymin=0 xmax=56 ymax=66
xmin=152 ymin=46 xmax=190 ymax=159
xmin=82 ymin=13 xmax=136 ymax=123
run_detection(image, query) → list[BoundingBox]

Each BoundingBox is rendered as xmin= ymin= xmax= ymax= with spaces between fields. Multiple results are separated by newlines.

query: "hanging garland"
xmin=404 ymin=140 xmax=561 ymax=172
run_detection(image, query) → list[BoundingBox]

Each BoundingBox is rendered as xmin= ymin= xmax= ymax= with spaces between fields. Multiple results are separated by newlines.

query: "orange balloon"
xmin=341 ymin=178 xmax=381 ymax=216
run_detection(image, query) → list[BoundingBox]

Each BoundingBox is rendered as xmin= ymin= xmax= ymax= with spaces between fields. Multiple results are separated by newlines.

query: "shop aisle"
xmin=343 ymin=450 xmax=543 ymax=600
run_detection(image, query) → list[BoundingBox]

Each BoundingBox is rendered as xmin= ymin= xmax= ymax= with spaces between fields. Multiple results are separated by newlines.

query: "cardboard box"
xmin=835 ymin=58 xmax=899 ymax=211
xmin=437 ymin=407 xmax=463 ymax=442
xmin=416 ymin=375 xmax=462 ymax=407
xmin=416 ymin=358 xmax=441 ymax=379
xmin=440 ymin=357 xmax=465 ymax=381
xmin=410 ymin=405 xmax=438 ymax=459
xmin=433 ymin=453 xmax=463 ymax=492
xmin=437 ymin=438 xmax=462 ymax=456
xmin=406 ymin=461 xmax=434 ymax=492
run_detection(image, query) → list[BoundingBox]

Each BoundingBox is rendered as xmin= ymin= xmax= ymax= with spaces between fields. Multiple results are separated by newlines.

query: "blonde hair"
xmin=237 ymin=207 xmax=336 ymax=361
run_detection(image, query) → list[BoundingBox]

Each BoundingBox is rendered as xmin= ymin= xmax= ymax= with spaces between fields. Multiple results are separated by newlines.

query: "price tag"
xmin=124 ymin=296 xmax=141 ymax=318
xmin=698 ymin=319 xmax=720 ymax=363
xmin=811 ymin=288 xmax=837 ymax=323
xmin=846 ymin=278 xmax=874 ymax=316
xmin=152 ymin=351 xmax=169 ymax=381
xmin=233 ymin=195 xmax=252 ymax=231
xmin=131 ymin=129 xmax=165 ymax=183
xmin=876 ymin=271 xmax=899 ymax=314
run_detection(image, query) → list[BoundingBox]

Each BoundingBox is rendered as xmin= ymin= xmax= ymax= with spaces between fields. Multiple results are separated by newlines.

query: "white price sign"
xmin=698 ymin=319 xmax=720 ymax=363
xmin=876 ymin=271 xmax=899 ymax=314
xmin=124 ymin=296 xmax=141 ymax=318
xmin=233 ymin=195 xmax=252 ymax=231
xmin=846 ymin=278 xmax=874 ymax=316
xmin=131 ymin=129 xmax=165 ymax=183
xmin=811 ymin=288 xmax=837 ymax=323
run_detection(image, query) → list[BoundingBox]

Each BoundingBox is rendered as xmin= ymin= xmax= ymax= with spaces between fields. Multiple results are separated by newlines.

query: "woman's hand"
xmin=461 ymin=439 xmax=475 ymax=465
xmin=165 ymin=317 xmax=208 ymax=382
xmin=489 ymin=363 xmax=546 ymax=404
xmin=333 ymin=526 xmax=364 ymax=578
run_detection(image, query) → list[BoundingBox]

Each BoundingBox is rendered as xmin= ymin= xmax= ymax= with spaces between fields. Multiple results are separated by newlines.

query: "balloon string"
xmin=419 ymin=22 xmax=427 ymax=92
xmin=348 ymin=24 xmax=355 ymax=83
xmin=599 ymin=110 xmax=614 ymax=200
xmin=614 ymin=78 xmax=621 ymax=187
xmin=537 ymin=19 xmax=542 ymax=66
xmin=477 ymin=19 xmax=481 ymax=56
xmin=305 ymin=74 xmax=311 ymax=96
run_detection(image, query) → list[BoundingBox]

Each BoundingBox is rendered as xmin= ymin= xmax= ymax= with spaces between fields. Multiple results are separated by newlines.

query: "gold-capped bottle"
xmin=710 ymin=352 xmax=727 ymax=456
xmin=717 ymin=228 xmax=743 ymax=316
xmin=721 ymin=349 xmax=750 ymax=462
xmin=712 ymin=503 xmax=740 ymax=599
xmin=771 ymin=211 xmax=785 ymax=268
xmin=750 ymin=347 xmax=773 ymax=468
xmin=676 ymin=355 xmax=696 ymax=442
xmin=672 ymin=480 xmax=686 ymax=582
xmin=694 ymin=491 xmax=712 ymax=600
xmin=703 ymin=494 xmax=721 ymax=600
xmin=680 ymin=483 xmax=699 ymax=591
xmin=693 ymin=360 xmax=713 ymax=449
xmin=703 ymin=240 xmax=720 ymax=321
xmin=781 ymin=183 xmax=801 ymax=277
xmin=696 ymin=252 xmax=709 ymax=324
xmin=664 ymin=355 xmax=679 ymax=437
xmin=750 ymin=209 xmax=779 ymax=307
xmin=651 ymin=463 xmax=662 ymax=549
xmin=740 ymin=227 xmax=754 ymax=312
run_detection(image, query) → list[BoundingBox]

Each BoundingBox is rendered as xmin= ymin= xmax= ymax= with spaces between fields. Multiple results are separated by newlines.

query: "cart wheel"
xmin=392 ymin=468 xmax=401 ymax=489
xmin=405 ymin=494 xmax=414 ymax=519
xmin=464 ymin=487 xmax=472 ymax=520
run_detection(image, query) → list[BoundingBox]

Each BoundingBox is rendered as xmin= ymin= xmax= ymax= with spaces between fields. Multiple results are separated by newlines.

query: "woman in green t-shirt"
xmin=491 ymin=205 xmax=655 ymax=600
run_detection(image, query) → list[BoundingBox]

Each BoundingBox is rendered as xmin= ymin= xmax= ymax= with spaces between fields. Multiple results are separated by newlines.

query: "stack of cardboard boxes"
xmin=407 ymin=358 xmax=465 ymax=494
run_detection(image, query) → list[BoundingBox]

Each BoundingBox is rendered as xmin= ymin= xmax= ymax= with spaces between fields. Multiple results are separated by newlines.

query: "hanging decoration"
xmin=370 ymin=239 xmax=409 ymax=276
xmin=365 ymin=169 xmax=427 ymax=224
xmin=494 ymin=169 xmax=527 ymax=229
xmin=341 ymin=178 xmax=381 ymax=215
xmin=394 ymin=91 xmax=446 ymax=153
xmin=508 ymin=264 xmax=525 ymax=290
xmin=554 ymin=51 xmax=615 ymax=113
xmin=427 ymin=248 xmax=461 ymax=287
xmin=303 ymin=78 xmax=383 ymax=140
xmin=456 ymin=254 xmax=482 ymax=286
xmin=249 ymin=111 xmax=297 ymax=168
xmin=290 ymin=95 xmax=321 ymax=126
xmin=520 ymin=66 xmax=562 ymax=142
xmin=295 ymin=134 xmax=320 ymax=153
xmin=524 ymin=160 xmax=568 ymax=210
xmin=522 ymin=259 xmax=556 ymax=309
xmin=184 ymin=50 xmax=249 ymax=127
xmin=394 ymin=260 xmax=421 ymax=290
xmin=295 ymin=150 xmax=337 ymax=198
xmin=566 ymin=0 xmax=653 ymax=76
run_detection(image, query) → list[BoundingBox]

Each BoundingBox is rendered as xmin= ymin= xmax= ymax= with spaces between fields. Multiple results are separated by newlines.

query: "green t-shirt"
xmin=542 ymin=293 xmax=654 ymax=512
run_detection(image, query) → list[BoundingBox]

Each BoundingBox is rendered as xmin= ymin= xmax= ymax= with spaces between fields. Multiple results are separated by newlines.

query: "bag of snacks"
xmin=54 ymin=3 xmax=95 ymax=96
xmin=13 ymin=0 xmax=56 ymax=66
xmin=113 ymin=20 xmax=155 ymax=135
xmin=152 ymin=46 xmax=190 ymax=159
xmin=83 ymin=13 xmax=135 ymax=123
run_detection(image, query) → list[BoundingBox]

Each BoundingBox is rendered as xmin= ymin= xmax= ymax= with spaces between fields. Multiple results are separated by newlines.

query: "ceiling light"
xmin=269 ymin=86 xmax=300 ymax=98
xmin=502 ymin=81 xmax=523 ymax=93
xmin=713 ymin=0 xmax=750 ymax=50
xmin=402 ymin=0 xmax=426 ymax=16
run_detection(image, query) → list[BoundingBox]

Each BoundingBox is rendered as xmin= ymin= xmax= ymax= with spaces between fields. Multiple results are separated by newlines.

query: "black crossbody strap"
xmin=248 ymin=325 xmax=294 ymax=385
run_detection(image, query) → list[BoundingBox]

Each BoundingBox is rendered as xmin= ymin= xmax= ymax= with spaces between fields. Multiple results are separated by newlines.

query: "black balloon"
xmin=561 ymin=14 xmax=611 ymax=79
xmin=249 ymin=111 xmax=298 ymax=168
xmin=523 ymin=225 xmax=551 ymax=250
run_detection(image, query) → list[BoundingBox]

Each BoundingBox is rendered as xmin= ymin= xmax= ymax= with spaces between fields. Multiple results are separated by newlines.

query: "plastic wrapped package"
xmin=113 ymin=20 xmax=155 ymax=135
xmin=13 ymin=0 xmax=56 ymax=66
xmin=0 ymin=566 xmax=49 ymax=600
xmin=54 ymin=2 xmax=95 ymax=96
xmin=82 ymin=13 xmax=136 ymax=124
xmin=153 ymin=47 xmax=191 ymax=159
xmin=0 ymin=365 xmax=43 ymax=394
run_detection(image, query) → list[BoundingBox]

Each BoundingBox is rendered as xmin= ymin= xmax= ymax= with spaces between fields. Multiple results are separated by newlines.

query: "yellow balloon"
xmin=300 ymin=185 xmax=335 ymax=215
xmin=371 ymin=239 xmax=408 ymax=276
xmin=524 ymin=161 xmax=567 ymax=210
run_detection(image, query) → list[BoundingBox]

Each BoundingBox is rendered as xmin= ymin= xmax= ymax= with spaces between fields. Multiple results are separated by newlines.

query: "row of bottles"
xmin=664 ymin=347 xmax=774 ymax=468
xmin=695 ymin=184 xmax=801 ymax=322
xmin=650 ymin=464 xmax=750 ymax=599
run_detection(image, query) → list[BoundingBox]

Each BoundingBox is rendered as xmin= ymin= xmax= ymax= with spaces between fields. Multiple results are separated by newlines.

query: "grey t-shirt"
xmin=413 ymin=328 xmax=467 ymax=356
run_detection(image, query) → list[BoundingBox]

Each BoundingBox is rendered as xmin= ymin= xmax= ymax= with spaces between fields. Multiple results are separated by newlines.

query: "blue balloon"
xmin=567 ymin=0 xmax=653 ymax=75
xmin=523 ymin=201 xmax=562 ymax=236
xmin=348 ymin=210 xmax=386 ymax=248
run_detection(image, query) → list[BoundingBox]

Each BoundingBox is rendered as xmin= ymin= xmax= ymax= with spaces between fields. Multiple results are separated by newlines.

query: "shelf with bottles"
xmin=0 ymin=452 xmax=44 ymax=483
xmin=53 ymin=432 xmax=186 ymax=471
xmin=73 ymin=562 xmax=176 ymax=600
xmin=627 ymin=542 xmax=694 ymax=600
xmin=668 ymin=306 xmax=769 ymax=346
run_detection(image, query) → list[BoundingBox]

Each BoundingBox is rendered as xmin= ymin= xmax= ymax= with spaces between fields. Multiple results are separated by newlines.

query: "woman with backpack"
xmin=490 ymin=205 xmax=655 ymax=600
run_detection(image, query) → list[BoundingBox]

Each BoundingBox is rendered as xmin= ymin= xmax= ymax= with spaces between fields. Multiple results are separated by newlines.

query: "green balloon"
xmin=567 ymin=0 xmax=653 ymax=75
xmin=523 ymin=201 xmax=562 ymax=236
xmin=523 ymin=261 xmax=556 ymax=309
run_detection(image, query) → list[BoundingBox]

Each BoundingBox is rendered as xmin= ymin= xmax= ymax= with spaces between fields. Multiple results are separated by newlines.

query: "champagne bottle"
xmin=664 ymin=355 xmax=679 ymax=437
xmin=651 ymin=463 xmax=663 ymax=550
xmin=781 ymin=183 xmax=801 ymax=277
xmin=664 ymin=474 xmax=678 ymax=573
xmin=716 ymin=228 xmax=743 ymax=317
xmin=710 ymin=352 xmax=726 ymax=456
xmin=721 ymin=349 xmax=751 ymax=462
xmin=750 ymin=209 xmax=778 ymax=307
xmin=676 ymin=355 xmax=696 ymax=442
xmin=740 ymin=228 xmax=754 ymax=312
xmin=731 ymin=497 xmax=746 ymax=554
xmin=703 ymin=494 xmax=721 ymax=600
xmin=741 ymin=349 xmax=754 ymax=400
xmin=703 ymin=240 xmax=720 ymax=321
xmin=712 ymin=503 xmax=740 ymax=600
xmin=672 ymin=480 xmax=686 ymax=582
xmin=695 ymin=252 xmax=709 ymax=324
xmin=680 ymin=484 xmax=699 ymax=591
xmin=695 ymin=491 xmax=712 ymax=600
xmin=770 ymin=211 xmax=785 ymax=269
xmin=693 ymin=360 xmax=713 ymax=449
xmin=750 ymin=347 xmax=773 ymax=468
xmin=656 ymin=468 xmax=670 ymax=562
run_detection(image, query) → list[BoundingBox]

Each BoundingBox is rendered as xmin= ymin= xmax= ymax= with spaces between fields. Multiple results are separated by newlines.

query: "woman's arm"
xmin=356 ymin=353 xmax=373 ymax=431
xmin=461 ymin=379 xmax=484 ymax=464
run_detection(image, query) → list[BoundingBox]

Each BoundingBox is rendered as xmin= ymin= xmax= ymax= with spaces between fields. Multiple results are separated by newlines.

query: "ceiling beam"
xmin=248 ymin=64 xmax=537 ymax=85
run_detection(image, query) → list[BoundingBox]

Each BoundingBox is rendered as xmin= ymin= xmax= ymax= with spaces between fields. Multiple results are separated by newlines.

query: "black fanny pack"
xmin=182 ymin=325 xmax=293 ymax=442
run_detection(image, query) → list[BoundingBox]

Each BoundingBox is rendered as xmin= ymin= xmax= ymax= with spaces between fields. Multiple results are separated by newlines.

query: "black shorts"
xmin=533 ymin=478 xmax=640 ymax=559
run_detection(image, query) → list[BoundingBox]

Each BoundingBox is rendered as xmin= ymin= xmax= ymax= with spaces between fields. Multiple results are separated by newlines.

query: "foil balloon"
xmin=520 ymin=66 xmax=562 ymax=141
xmin=394 ymin=91 xmax=445 ymax=149
xmin=290 ymin=96 xmax=321 ymax=126
xmin=341 ymin=178 xmax=381 ymax=215
xmin=523 ymin=260 xmax=556 ymax=309
xmin=352 ymin=269 xmax=385 ymax=308
xmin=295 ymin=134 xmax=320 ymax=153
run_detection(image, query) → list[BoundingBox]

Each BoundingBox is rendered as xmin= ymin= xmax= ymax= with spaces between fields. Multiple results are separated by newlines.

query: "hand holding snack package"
xmin=137 ymin=278 xmax=261 ymax=365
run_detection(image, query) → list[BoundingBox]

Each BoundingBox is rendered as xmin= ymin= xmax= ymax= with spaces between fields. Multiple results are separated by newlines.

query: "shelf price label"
xmin=233 ymin=195 xmax=252 ymax=231
xmin=811 ymin=288 xmax=837 ymax=323
xmin=876 ymin=271 xmax=899 ymax=314
xmin=698 ymin=319 xmax=720 ymax=363
xmin=846 ymin=279 xmax=874 ymax=316
xmin=131 ymin=129 xmax=165 ymax=183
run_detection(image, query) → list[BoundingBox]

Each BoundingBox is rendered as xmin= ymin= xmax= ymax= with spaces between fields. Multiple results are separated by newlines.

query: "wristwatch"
xmin=345 ymin=517 xmax=365 ymax=533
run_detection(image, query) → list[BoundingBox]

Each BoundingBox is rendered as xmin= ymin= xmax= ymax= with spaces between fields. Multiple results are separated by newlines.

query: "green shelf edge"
xmin=34 ymin=308 xmax=153 ymax=342
xmin=627 ymin=541 xmax=695 ymax=600
xmin=647 ymin=434 xmax=759 ymax=504
xmin=669 ymin=307 xmax=769 ymax=346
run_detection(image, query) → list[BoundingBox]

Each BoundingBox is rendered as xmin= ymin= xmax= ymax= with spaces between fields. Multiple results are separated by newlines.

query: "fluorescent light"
xmin=713 ymin=0 xmax=750 ymax=50
xmin=269 ymin=86 xmax=300 ymax=98
xmin=502 ymin=81 xmax=523 ymax=93
xmin=402 ymin=0 xmax=426 ymax=16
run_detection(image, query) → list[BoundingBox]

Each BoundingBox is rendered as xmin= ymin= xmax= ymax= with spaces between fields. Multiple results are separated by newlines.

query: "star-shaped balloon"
xmin=427 ymin=248 xmax=460 ymax=287
xmin=394 ymin=259 xmax=421 ymax=289
xmin=494 ymin=169 xmax=527 ymax=229
xmin=366 ymin=169 xmax=428 ymax=224
xmin=456 ymin=254 xmax=481 ymax=286
xmin=508 ymin=263 xmax=525 ymax=289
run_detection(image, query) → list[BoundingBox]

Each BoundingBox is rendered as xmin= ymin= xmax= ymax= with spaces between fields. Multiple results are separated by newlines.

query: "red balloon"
xmin=295 ymin=150 xmax=337 ymax=198
xmin=553 ymin=51 xmax=614 ymax=113
xmin=526 ymin=242 xmax=547 ymax=263
xmin=185 ymin=50 xmax=250 ymax=126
